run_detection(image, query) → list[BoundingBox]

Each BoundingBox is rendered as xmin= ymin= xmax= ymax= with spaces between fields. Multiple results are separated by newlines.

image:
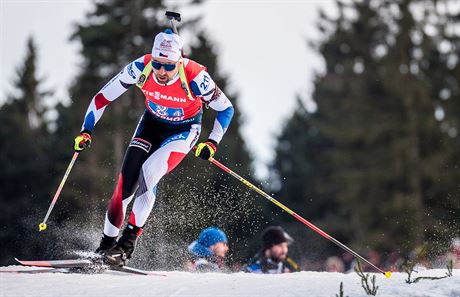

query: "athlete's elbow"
xmin=224 ymin=106 xmax=234 ymax=119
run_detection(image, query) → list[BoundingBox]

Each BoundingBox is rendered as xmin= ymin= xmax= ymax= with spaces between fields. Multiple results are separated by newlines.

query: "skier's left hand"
xmin=195 ymin=140 xmax=217 ymax=160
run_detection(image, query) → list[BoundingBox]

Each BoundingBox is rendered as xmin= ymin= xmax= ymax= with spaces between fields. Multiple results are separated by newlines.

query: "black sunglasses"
xmin=152 ymin=60 xmax=177 ymax=71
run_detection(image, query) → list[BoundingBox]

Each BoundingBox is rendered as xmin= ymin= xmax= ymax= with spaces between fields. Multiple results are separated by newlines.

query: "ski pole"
xmin=207 ymin=156 xmax=392 ymax=278
xmin=38 ymin=152 xmax=80 ymax=232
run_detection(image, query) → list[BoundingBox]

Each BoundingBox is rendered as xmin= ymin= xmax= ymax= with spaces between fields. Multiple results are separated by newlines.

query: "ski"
xmin=109 ymin=265 xmax=166 ymax=276
xmin=14 ymin=257 xmax=166 ymax=276
xmin=15 ymin=257 xmax=93 ymax=268
xmin=0 ymin=267 xmax=67 ymax=274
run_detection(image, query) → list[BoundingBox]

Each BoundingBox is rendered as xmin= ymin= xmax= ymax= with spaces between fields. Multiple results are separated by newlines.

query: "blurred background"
xmin=0 ymin=0 xmax=458 ymax=272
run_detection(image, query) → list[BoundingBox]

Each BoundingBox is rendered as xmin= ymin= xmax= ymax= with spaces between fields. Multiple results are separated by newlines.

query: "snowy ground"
xmin=1 ymin=267 xmax=459 ymax=297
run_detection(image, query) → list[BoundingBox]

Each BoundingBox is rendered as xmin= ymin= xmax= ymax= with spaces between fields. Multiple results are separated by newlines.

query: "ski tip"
xmin=384 ymin=271 xmax=392 ymax=278
xmin=14 ymin=258 xmax=27 ymax=265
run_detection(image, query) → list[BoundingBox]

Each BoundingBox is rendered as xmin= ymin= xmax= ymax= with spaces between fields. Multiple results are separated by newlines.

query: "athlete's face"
xmin=152 ymin=57 xmax=179 ymax=84
xmin=266 ymin=242 xmax=288 ymax=262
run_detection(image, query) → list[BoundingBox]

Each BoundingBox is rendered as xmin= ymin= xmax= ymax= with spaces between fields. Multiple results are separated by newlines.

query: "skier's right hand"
xmin=74 ymin=131 xmax=92 ymax=152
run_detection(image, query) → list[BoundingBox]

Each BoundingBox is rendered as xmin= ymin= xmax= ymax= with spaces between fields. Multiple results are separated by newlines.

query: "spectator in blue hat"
xmin=186 ymin=227 xmax=229 ymax=272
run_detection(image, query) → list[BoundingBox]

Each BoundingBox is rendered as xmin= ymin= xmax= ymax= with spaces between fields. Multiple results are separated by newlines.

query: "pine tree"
xmin=0 ymin=37 xmax=56 ymax=263
xmin=410 ymin=0 xmax=460 ymax=247
xmin=271 ymin=0 xmax=459 ymax=260
xmin=270 ymin=98 xmax=336 ymax=260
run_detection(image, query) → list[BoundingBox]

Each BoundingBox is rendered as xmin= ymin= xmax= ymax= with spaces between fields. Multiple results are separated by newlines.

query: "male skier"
xmin=74 ymin=30 xmax=234 ymax=266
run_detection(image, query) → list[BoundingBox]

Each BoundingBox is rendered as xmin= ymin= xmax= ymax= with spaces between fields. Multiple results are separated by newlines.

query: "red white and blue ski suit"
xmin=81 ymin=55 xmax=234 ymax=237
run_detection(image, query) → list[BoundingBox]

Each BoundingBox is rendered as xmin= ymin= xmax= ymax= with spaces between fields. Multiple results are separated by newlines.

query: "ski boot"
xmin=103 ymin=224 xmax=143 ymax=267
xmin=95 ymin=234 xmax=117 ymax=255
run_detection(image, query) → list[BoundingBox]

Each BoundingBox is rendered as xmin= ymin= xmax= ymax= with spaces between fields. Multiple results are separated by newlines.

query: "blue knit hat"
xmin=188 ymin=227 xmax=228 ymax=257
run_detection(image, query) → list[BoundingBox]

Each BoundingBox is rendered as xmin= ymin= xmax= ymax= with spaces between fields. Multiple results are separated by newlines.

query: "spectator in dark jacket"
xmin=186 ymin=227 xmax=229 ymax=272
xmin=245 ymin=226 xmax=299 ymax=274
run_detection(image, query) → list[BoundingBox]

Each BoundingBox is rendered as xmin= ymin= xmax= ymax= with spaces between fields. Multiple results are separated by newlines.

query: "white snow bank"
xmin=1 ymin=266 xmax=459 ymax=297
